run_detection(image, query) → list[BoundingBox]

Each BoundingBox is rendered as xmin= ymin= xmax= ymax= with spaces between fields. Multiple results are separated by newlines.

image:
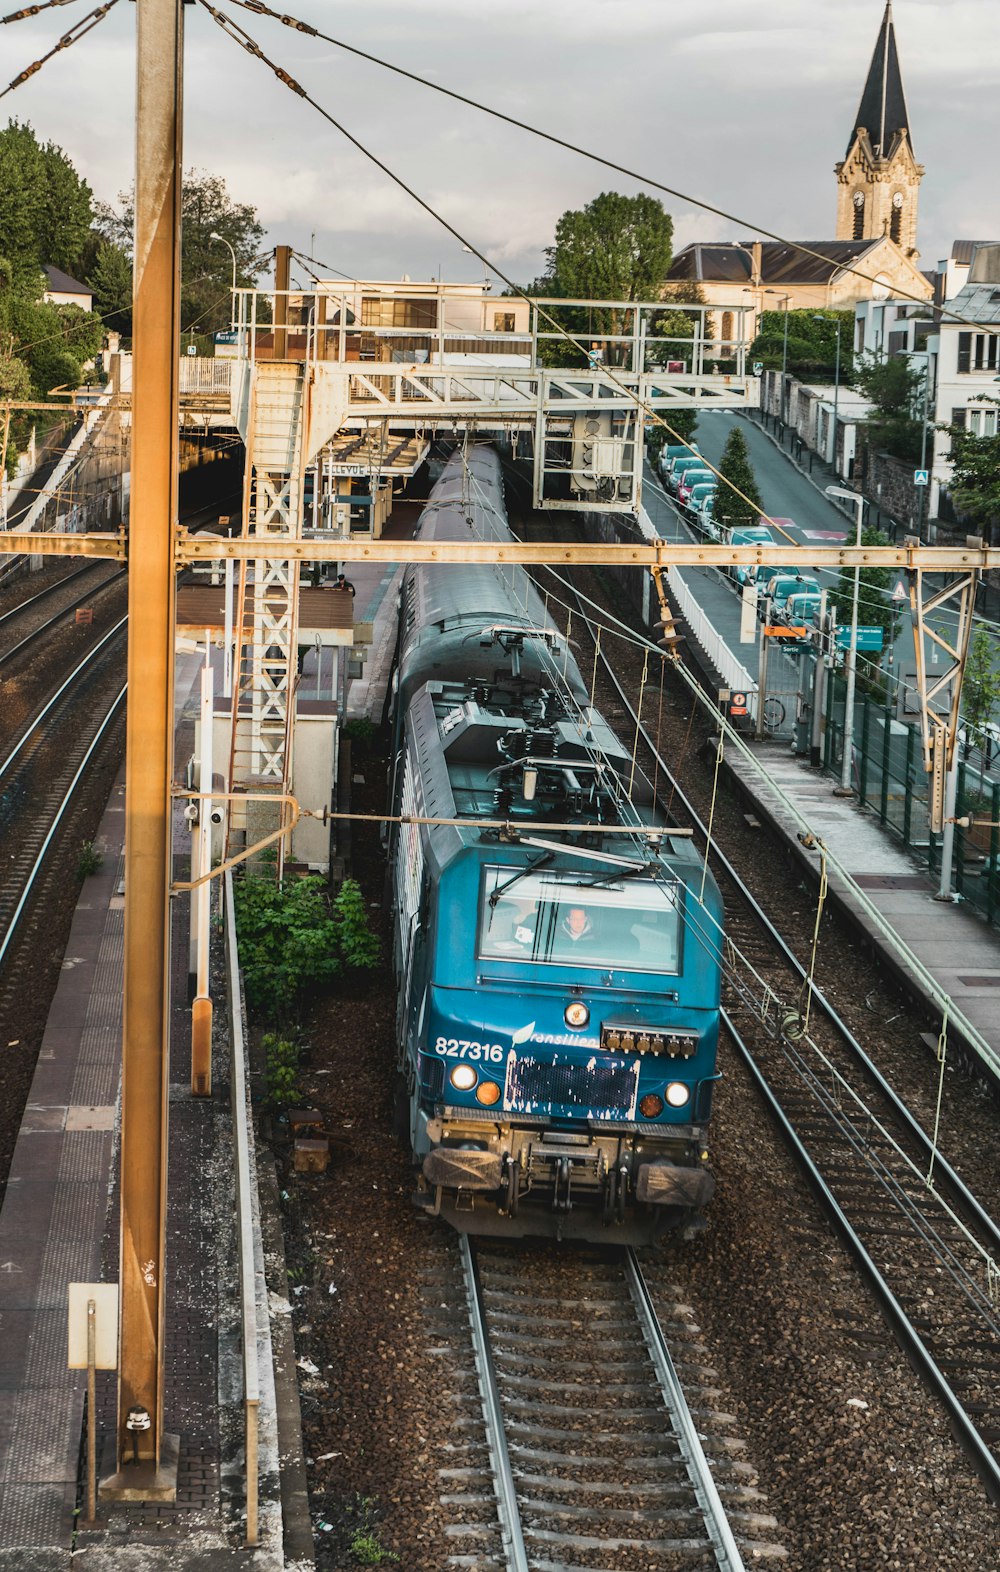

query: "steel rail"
xmin=0 ymin=683 xmax=126 ymax=973
xmin=458 ymin=1236 xmax=530 ymax=1572
xmin=550 ymin=564 xmax=1000 ymax=1497
xmin=573 ymin=582 xmax=1000 ymax=1258
xmin=0 ymin=563 xmax=95 ymax=629
xmin=0 ymin=567 xmax=127 ymax=671
xmin=624 ymin=1250 xmax=747 ymax=1571
xmin=723 ymin=1008 xmax=1000 ymax=1505
xmin=0 ymin=615 xmax=127 ymax=783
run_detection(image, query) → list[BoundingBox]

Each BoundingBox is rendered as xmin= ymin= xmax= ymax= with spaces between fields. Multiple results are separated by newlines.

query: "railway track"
xmin=0 ymin=618 xmax=127 ymax=972
xmin=511 ymin=482 xmax=1000 ymax=1502
xmin=439 ymin=1238 xmax=784 ymax=1570
xmin=0 ymin=563 xmax=126 ymax=672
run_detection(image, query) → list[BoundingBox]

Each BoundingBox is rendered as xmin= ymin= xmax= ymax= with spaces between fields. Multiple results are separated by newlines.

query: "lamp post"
xmin=826 ymin=485 xmax=865 ymax=794
xmin=915 ymin=352 xmax=933 ymax=542
xmin=813 ymin=313 xmax=842 ymax=470
xmin=209 ymin=232 xmax=237 ymax=324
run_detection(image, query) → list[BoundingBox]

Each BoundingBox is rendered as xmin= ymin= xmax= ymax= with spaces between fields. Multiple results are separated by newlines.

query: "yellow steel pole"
xmin=115 ymin=0 xmax=184 ymax=1476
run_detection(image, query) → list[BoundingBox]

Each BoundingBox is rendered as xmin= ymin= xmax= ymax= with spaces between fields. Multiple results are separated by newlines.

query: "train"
xmin=386 ymin=444 xmax=723 ymax=1244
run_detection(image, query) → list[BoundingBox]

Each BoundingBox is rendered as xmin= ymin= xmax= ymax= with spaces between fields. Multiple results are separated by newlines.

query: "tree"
xmin=961 ymin=628 xmax=1000 ymax=758
xmin=749 ymin=308 xmax=853 ymax=380
xmin=96 ymin=168 xmax=267 ymax=335
xmin=853 ymin=353 xmax=924 ymax=464
xmin=542 ymin=191 xmax=673 ymax=365
xmin=87 ymin=241 xmax=133 ymax=337
xmin=942 ymin=420 xmax=1000 ymax=535
xmin=710 ymin=426 xmax=764 ymax=527
xmin=0 ymin=121 xmax=92 ymax=290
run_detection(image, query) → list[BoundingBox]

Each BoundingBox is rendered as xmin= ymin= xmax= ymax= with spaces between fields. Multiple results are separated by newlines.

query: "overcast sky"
xmin=7 ymin=0 xmax=1000 ymax=291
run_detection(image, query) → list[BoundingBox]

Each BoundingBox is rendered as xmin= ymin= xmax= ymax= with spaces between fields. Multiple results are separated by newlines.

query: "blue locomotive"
xmin=387 ymin=445 xmax=722 ymax=1243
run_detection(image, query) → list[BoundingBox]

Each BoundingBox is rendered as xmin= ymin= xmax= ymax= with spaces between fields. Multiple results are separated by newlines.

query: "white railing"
xmin=668 ymin=567 xmax=758 ymax=717
xmin=223 ymin=870 xmax=261 ymax=1546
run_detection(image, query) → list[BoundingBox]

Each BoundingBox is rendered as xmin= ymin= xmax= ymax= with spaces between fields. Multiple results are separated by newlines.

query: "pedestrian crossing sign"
xmin=914 ymin=468 xmax=929 ymax=486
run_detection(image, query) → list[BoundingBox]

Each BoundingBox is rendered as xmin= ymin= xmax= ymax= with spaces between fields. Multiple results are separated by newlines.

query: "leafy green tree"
xmin=828 ymin=527 xmax=895 ymax=689
xmin=749 ymin=309 xmax=853 ymax=380
xmin=961 ymin=628 xmax=1000 ymax=757
xmin=233 ymin=873 xmax=378 ymax=1019
xmin=0 ymin=121 xmax=92 ymax=288
xmin=87 ymin=240 xmax=133 ymax=337
xmin=541 ymin=191 xmax=673 ymax=365
xmin=710 ymin=426 xmax=764 ymax=527
xmin=96 ymin=168 xmax=266 ymax=334
xmin=853 ymin=353 xmax=924 ymax=463
xmin=942 ymin=419 xmax=1000 ymax=534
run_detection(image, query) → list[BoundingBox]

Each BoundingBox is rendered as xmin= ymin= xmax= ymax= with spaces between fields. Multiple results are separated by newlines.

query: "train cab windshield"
xmin=478 ymin=865 xmax=682 ymax=973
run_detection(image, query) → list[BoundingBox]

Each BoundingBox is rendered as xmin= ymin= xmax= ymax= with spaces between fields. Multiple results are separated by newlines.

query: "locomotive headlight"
xmin=450 ymin=1064 xmax=478 ymax=1091
xmin=665 ymin=1082 xmax=691 ymax=1108
xmin=476 ymin=1080 xmax=501 ymax=1106
xmin=564 ymin=1001 xmax=590 ymax=1029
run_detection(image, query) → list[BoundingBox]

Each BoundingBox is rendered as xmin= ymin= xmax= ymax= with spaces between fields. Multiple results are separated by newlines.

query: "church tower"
xmin=835 ymin=2 xmax=924 ymax=256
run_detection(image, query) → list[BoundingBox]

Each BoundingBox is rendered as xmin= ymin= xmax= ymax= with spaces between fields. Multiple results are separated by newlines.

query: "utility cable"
xmin=194 ymin=0 xmax=812 ymax=539
xmin=1 ymin=0 xmax=79 ymax=21
xmin=0 ymin=0 xmax=116 ymax=99
xmin=220 ymin=0 xmax=994 ymax=337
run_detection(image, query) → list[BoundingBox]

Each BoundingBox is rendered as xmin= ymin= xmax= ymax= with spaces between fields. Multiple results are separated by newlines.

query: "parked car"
xmin=684 ymin=482 xmax=717 ymax=523
xmin=658 ymin=442 xmax=698 ymax=481
xmin=693 ymin=492 xmax=720 ymax=538
xmin=668 ymin=455 xmax=710 ymax=496
xmin=726 ymin=525 xmax=776 ymax=584
xmin=783 ymin=590 xmax=824 ymax=626
xmin=767 ymin=573 xmax=821 ymax=617
xmin=677 ymin=469 xmax=716 ymax=508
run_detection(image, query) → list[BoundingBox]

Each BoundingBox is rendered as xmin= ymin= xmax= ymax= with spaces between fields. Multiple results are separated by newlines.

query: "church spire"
xmin=849 ymin=2 xmax=911 ymax=158
xmin=835 ymin=2 xmax=923 ymax=255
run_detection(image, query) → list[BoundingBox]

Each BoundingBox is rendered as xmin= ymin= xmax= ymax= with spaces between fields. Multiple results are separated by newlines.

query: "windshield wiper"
xmin=488 ymin=851 xmax=554 ymax=908
xmin=582 ymin=864 xmax=655 ymax=891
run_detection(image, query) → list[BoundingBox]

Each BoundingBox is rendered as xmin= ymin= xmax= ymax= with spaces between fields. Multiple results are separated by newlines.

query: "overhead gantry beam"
xmin=2 ymin=533 xmax=999 ymax=571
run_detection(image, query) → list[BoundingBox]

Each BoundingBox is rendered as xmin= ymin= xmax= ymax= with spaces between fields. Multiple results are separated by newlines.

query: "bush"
xmin=77 ymin=840 xmax=103 ymax=878
xmin=233 ymin=874 xmax=379 ymax=1019
xmin=262 ymin=1032 xmax=300 ymax=1108
xmin=342 ymin=716 xmax=376 ymax=745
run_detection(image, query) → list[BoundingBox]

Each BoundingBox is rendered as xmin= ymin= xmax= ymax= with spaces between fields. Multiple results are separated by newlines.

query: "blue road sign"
xmin=914 ymin=468 xmax=929 ymax=486
xmin=836 ymin=624 xmax=884 ymax=652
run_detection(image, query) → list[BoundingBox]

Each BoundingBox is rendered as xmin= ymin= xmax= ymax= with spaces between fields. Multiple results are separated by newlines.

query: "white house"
xmin=928 ymin=243 xmax=1000 ymax=520
xmin=42 ymin=264 xmax=93 ymax=312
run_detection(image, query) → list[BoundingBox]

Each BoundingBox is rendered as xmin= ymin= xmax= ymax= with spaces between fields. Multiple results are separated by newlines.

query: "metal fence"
xmin=821 ymin=673 xmax=1000 ymax=924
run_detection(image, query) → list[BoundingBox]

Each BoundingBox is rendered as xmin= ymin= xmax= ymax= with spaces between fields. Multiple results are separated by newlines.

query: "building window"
xmin=966 ymin=405 xmax=999 ymax=438
xmin=720 ymin=311 xmax=734 ymax=349
xmin=493 ymin=311 xmax=516 ymax=333
xmin=852 ymin=190 xmax=866 ymax=240
xmin=957 ymin=332 xmax=1000 ymax=374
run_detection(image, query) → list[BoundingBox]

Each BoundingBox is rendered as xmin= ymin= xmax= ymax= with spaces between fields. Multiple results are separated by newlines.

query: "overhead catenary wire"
xmin=193 ymin=0 xmax=811 ymax=539
xmin=0 ymin=0 xmax=117 ymax=100
xmin=221 ymin=0 xmax=997 ymax=339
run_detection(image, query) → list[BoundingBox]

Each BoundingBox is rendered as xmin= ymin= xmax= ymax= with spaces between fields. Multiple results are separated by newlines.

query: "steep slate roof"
xmin=42 ymin=264 xmax=92 ymax=296
xmin=849 ymin=2 xmax=911 ymax=158
xmin=667 ymin=240 xmax=880 ymax=288
xmin=950 ymin=240 xmax=997 ymax=266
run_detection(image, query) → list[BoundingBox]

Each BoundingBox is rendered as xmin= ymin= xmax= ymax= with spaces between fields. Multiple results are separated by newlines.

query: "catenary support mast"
xmin=112 ymin=0 xmax=184 ymax=1481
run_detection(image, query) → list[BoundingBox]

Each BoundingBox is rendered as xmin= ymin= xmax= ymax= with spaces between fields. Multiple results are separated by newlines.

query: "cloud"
xmin=5 ymin=0 xmax=999 ymax=282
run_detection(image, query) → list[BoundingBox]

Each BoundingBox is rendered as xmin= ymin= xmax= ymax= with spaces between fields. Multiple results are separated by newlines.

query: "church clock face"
xmin=892 ymin=192 xmax=904 ymax=208
xmin=854 ymin=192 xmax=865 ymax=206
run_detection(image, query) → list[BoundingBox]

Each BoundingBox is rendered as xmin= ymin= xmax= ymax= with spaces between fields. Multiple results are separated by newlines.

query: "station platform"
xmin=638 ymin=449 xmax=1000 ymax=1085
xmin=725 ymin=738 xmax=1000 ymax=1083
xmin=0 ymin=654 xmax=310 ymax=1569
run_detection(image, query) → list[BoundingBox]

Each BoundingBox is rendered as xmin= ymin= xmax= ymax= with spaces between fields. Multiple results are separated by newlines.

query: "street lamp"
xmin=813 ymin=313 xmax=842 ymax=471
xmin=209 ymin=231 xmax=237 ymax=296
xmin=826 ymin=485 xmax=865 ymax=794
